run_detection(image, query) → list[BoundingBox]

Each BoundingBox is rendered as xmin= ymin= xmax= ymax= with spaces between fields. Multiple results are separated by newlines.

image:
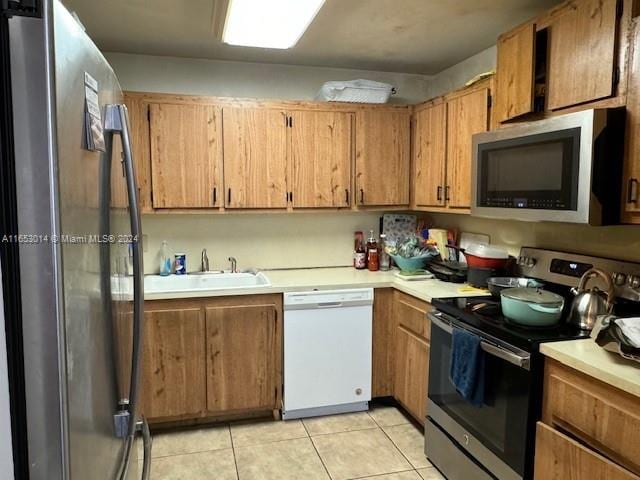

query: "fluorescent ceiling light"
xmin=222 ymin=0 xmax=326 ymax=49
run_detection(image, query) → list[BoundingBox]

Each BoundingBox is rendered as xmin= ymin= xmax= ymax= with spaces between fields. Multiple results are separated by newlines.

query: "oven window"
xmin=477 ymin=127 xmax=580 ymax=210
xmin=428 ymin=323 xmax=530 ymax=476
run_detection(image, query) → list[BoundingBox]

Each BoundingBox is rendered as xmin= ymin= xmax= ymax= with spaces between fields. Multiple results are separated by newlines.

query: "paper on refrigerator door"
xmin=83 ymin=72 xmax=105 ymax=152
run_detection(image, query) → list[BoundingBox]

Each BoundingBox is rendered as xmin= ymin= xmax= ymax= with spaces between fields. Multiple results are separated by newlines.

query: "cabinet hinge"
xmin=1 ymin=0 xmax=41 ymax=18
xmin=487 ymin=94 xmax=493 ymax=109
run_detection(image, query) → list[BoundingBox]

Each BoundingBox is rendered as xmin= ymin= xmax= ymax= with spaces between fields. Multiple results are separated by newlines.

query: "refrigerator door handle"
xmin=105 ymin=104 xmax=148 ymax=480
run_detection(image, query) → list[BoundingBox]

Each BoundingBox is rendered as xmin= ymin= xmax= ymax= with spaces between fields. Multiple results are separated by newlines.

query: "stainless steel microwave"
xmin=471 ymin=108 xmax=626 ymax=225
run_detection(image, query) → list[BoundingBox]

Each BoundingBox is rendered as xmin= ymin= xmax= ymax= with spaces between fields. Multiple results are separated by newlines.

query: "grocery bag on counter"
xmin=592 ymin=315 xmax=640 ymax=363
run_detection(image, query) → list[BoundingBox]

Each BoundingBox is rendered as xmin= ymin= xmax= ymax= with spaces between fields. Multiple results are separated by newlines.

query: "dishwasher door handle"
xmin=316 ymin=302 xmax=343 ymax=308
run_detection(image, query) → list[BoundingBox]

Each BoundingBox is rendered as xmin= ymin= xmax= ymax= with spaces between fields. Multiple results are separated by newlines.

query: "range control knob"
xmin=629 ymin=275 xmax=640 ymax=290
xmin=612 ymin=272 xmax=627 ymax=286
xmin=526 ymin=257 xmax=537 ymax=268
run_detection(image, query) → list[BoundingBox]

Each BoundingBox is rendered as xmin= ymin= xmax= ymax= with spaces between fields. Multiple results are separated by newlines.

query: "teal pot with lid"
xmin=500 ymin=287 xmax=565 ymax=327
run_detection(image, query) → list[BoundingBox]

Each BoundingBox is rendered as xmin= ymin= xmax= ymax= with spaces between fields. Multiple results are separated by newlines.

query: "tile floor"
xmin=140 ymin=405 xmax=445 ymax=480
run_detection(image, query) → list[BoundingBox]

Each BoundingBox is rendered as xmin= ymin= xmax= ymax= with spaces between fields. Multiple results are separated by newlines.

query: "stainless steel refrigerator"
xmin=1 ymin=0 xmax=149 ymax=478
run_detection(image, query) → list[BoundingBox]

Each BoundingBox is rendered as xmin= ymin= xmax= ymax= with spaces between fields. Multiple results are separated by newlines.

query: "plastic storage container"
xmin=316 ymin=79 xmax=396 ymax=104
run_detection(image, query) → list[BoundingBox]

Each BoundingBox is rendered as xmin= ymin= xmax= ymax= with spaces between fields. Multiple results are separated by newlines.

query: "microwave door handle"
xmin=480 ymin=341 xmax=530 ymax=370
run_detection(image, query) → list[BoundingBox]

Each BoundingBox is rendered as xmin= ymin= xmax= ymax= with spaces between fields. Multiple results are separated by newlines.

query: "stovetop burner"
xmin=432 ymin=296 xmax=590 ymax=352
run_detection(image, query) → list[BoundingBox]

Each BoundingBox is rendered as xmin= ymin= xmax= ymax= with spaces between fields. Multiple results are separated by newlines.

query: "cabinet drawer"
xmin=542 ymin=360 xmax=640 ymax=475
xmin=394 ymin=291 xmax=431 ymax=340
xmin=534 ymin=422 xmax=639 ymax=480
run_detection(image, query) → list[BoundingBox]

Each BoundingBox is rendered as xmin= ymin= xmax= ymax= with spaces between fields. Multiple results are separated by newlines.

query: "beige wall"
xmin=105 ymin=52 xmax=431 ymax=104
xmin=142 ymin=212 xmax=382 ymax=274
xmin=430 ymin=213 xmax=640 ymax=263
xmin=423 ymin=46 xmax=497 ymax=99
xmin=116 ymin=48 xmax=640 ymax=273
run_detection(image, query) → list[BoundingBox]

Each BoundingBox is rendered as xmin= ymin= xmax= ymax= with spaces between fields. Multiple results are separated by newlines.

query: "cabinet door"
xmin=223 ymin=107 xmax=288 ymax=209
xmin=624 ymin=19 xmax=640 ymax=217
xmin=355 ymin=109 xmax=411 ymax=206
xmin=110 ymin=135 xmax=129 ymax=208
xmin=119 ymin=306 xmax=207 ymax=420
xmin=205 ymin=304 xmax=278 ymax=413
xmin=394 ymin=325 xmax=429 ymax=425
xmin=123 ymin=94 xmax=153 ymax=213
xmin=446 ymin=88 xmax=489 ymax=208
xmin=372 ymin=288 xmax=395 ymax=398
xmin=149 ymin=103 xmax=222 ymax=208
xmin=547 ymin=0 xmax=619 ymax=110
xmin=413 ymin=103 xmax=446 ymax=208
xmin=534 ymin=423 xmax=639 ymax=480
xmin=494 ymin=23 xmax=536 ymax=123
xmin=290 ymin=110 xmax=352 ymax=208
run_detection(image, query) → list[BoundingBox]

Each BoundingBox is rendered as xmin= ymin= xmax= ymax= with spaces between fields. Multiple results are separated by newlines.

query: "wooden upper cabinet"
xmin=413 ymin=103 xmax=447 ymax=208
xmin=123 ymin=94 xmax=153 ymax=213
xmin=149 ymin=103 xmax=222 ymax=208
xmin=289 ymin=110 xmax=352 ymax=208
xmin=205 ymin=302 xmax=279 ymax=413
xmin=547 ymin=0 xmax=620 ymax=110
xmin=223 ymin=107 xmax=288 ymax=209
xmin=355 ymin=109 xmax=411 ymax=206
xmin=494 ymin=22 xmax=536 ymax=123
xmin=110 ymin=135 xmax=129 ymax=209
xmin=446 ymin=88 xmax=489 ymax=208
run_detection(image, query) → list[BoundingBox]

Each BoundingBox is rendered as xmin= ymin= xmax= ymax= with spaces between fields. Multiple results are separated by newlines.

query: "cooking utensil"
xmin=568 ymin=268 xmax=615 ymax=331
xmin=467 ymin=267 xmax=503 ymax=289
xmin=426 ymin=260 xmax=468 ymax=283
xmin=487 ymin=277 xmax=545 ymax=297
xmin=500 ymin=287 xmax=565 ymax=327
xmin=449 ymin=243 xmax=509 ymax=270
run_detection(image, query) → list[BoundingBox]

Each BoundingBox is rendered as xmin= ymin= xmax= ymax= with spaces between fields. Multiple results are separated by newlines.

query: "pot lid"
xmin=465 ymin=243 xmax=509 ymax=259
xmin=501 ymin=287 xmax=564 ymax=306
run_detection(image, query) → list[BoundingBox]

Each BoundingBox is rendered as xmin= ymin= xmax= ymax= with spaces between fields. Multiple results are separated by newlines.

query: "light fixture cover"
xmin=223 ymin=0 xmax=326 ymax=49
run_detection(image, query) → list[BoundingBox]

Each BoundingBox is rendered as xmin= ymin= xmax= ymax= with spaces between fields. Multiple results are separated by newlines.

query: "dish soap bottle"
xmin=159 ymin=240 xmax=171 ymax=276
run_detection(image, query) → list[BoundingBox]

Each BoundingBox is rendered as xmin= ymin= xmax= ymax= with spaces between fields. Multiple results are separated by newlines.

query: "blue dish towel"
xmin=449 ymin=328 xmax=486 ymax=407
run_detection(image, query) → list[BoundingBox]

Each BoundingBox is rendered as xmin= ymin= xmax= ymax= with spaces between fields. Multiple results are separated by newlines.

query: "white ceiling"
xmin=63 ymin=0 xmax=559 ymax=74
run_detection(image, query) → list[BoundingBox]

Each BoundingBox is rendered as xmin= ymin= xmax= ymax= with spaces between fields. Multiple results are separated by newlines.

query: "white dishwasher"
xmin=282 ymin=288 xmax=373 ymax=420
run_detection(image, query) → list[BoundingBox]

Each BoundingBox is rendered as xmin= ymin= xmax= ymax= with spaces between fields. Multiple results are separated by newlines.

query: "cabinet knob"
xmin=360 ymin=189 xmax=364 ymax=204
xmin=437 ymin=186 xmax=442 ymax=202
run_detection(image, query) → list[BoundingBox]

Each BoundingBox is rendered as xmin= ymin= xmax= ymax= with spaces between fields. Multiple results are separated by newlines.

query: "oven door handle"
xmin=430 ymin=314 xmax=531 ymax=370
xmin=480 ymin=341 xmax=530 ymax=370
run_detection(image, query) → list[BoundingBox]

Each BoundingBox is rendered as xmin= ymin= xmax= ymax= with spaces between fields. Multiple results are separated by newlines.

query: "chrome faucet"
xmin=201 ymin=248 xmax=210 ymax=272
xmin=228 ymin=256 xmax=238 ymax=273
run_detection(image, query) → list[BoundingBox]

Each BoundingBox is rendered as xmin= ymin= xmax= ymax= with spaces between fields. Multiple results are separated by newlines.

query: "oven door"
xmin=471 ymin=109 xmax=609 ymax=224
xmin=426 ymin=312 xmax=531 ymax=480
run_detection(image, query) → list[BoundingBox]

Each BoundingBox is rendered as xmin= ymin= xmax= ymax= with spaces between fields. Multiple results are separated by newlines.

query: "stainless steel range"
xmin=424 ymin=247 xmax=640 ymax=480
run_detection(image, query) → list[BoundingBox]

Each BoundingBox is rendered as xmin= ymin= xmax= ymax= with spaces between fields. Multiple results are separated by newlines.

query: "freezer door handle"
xmin=105 ymin=104 xmax=148 ymax=479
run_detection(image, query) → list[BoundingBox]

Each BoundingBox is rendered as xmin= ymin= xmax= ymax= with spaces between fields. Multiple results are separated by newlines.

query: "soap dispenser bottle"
xmin=159 ymin=240 xmax=171 ymax=276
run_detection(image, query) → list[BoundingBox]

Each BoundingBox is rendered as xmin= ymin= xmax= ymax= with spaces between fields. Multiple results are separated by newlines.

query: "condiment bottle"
xmin=354 ymin=232 xmax=367 ymax=270
xmin=379 ymin=234 xmax=391 ymax=271
xmin=366 ymin=230 xmax=379 ymax=272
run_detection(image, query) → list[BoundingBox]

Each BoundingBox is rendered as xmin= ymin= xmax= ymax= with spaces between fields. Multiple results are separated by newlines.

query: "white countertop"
xmin=142 ymin=267 xmax=490 ymax=303
xmin=540 ymin=339 xmax=640 ymax=398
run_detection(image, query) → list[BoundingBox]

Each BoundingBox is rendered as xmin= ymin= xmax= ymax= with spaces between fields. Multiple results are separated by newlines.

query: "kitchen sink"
xmin=113 ymin=271 xmax=271 ymax=295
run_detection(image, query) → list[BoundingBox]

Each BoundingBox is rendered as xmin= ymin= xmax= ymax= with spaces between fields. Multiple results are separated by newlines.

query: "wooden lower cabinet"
xmin=205 ymin=301 xmax=280 ymax=414
xmin=394 ymin=325 xmax=429 ymax=425
xmin=372 ymin=289 xmax=395 ymax=397
xmin=535 ymin=359 xmax=640 ymax=479
xmin=371 ymin=289 xmax=432 ymax=424
xmin=534 ymin=422 xmax=640 ymax=480
xmin=116 ymin=295 xmax=282 ymax=424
